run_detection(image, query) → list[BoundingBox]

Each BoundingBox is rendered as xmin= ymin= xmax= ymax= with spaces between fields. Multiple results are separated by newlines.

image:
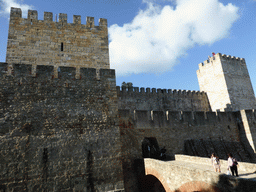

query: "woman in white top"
xmin=211 ymin=153 xmax=221 ymax=173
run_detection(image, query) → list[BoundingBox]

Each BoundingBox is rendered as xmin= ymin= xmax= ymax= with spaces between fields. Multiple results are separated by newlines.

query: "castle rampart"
xmin=119 ymin=109 xmax=239 ymax=129
xmin=117 ymin=86 xmax=210 ymax=112
xmin=118 ymin=108 xmax=256 ymax=191
xmin=144 ymin=157 xmax=256 ymax=192
xmin=0 ymin=62 xmax=124 ymax=191
xmin=6 ymin=7 xmax=109 ymax=77
xmin=0 ymin=62 xmax=114 ymax=80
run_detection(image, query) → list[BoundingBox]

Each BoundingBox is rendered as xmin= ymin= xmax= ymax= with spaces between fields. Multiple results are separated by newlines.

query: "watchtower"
xmin=6 ymin=7 xmax=109 ymax=77
xmin=197 ymin=53 xmax=256 ymax=111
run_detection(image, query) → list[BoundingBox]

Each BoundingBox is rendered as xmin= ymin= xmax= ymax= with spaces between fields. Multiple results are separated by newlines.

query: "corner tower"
xmin=197 ymin=53 xmax=256 ymax=111
xmin=6 ymin=8 xmax=109 ymax=76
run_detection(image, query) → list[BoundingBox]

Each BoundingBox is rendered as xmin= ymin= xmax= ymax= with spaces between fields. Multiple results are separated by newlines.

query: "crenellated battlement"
xmin=198 ymin=53 xmax=246 ymax=70
xmin=198 ymin=53 xmax=247 ymax=76
xmin=116 ymin=86 xmax=205 ymax=97
xmin=10 ymin=7 xmax=107 ymax=27
xmin=219 ymin=53 xmax=245 ymax=62
xmin=119 ymin=109 xmax=239 ymax=128
xmin=0 ymin=62 xmax=115 ymax=82
xmin=117 ymin=85 xmax=210 ymax=112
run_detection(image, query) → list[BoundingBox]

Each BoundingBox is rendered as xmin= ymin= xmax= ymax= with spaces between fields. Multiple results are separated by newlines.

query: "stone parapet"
xmin=175 ymin=154 xmax=256 ymax=173
xmin=0 ymin=63 xmax=114 ymax=80
xmin=198 ymin=53 xmax=245 ymax=69
xmin=10 ymin=7 xmax=107 ymax=27
xmin=118 ymin=109 xmax=238 ymax=128
xmin=144 ymin=158 xmax=256 ymax=192
xmin=117 ymin=86 xmax=210 ymax=112
xmin=117 ymin=86 xmax=204 ymax=96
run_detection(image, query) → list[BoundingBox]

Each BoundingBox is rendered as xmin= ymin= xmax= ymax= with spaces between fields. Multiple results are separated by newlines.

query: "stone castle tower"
xmin=197 ymin=53 xmax=256 ymax=111
xmin=1 ymin=8 xmax=125 ymax=191
xmin=6 ymin=7 xmax=109 ymax=77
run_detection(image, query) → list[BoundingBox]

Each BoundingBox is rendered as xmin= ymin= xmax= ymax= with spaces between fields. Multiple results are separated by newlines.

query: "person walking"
xmin=227 ymin=153 xmax=238 ymax=176
xmin=211 ymin=153 xmax=221 ymax=173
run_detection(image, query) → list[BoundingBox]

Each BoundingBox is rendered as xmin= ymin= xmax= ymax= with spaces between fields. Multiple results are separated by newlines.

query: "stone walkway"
xmin=172 ymin=160 xmax=256 ymax=180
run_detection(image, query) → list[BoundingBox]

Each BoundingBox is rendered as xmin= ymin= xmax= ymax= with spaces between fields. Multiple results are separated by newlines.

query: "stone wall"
xmin=3 ymin=7 xmax=256 ymax=190
xmin=6 ymin=8 xmax=109 ymax=77
xmin=144 ymin=158 xmax=220 ymax=192
xmin=175 ymin=154 xmax=256 ymax=173
xmin=118 ymin=109 xmax=243 ymax=191
xmin=238 ymin=110 xmax=256 ymax=153
xmin=117 ymin=86 xmax=210 ymax=112
xmin=197 ymin=53 xmax=256 ymax=111
xmin=0 ymin=62 xmax=124 ymax=191
xmin=221 ymin=55 xmax=256 ymax=111
xmin=144 ymin=158 xmax=256 ymax=192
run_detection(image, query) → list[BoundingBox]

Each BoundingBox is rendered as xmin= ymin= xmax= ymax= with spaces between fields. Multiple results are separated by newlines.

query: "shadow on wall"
xmin=142 ymin=137 xmax=172 ymax=161
xmin=0 ymin=185 xmax=6 ymax=192
xmin=235 ymin=110 xmax=256 ymax=162
xmin=184 ymin=138 xmax=255 ymax=163
xmin=86 ymin=150 xmax=95 ymax=192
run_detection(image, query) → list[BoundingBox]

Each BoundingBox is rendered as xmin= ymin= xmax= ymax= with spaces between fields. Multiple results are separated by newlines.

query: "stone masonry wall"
xmin=221 ymin=55 xmax=256 ymax=110
xmin=0 ymin=63 xmax=124 ymax=191
xmin=118 ymin=109 xmax=242 ymax=191
xmin=117 ymin=86 xmax=210 ymax=112
xmin=144 ymin=157 xmax=256 ymax=192
xmin=238 ymin=110 xmax=256 ymax=153
xmin=197 ymin=54 xmax=232 ymax=111
xmin=6 ymin=8 xmax=109 ymax=77
xmin=197 ymin=53 xmax=256 ymax=111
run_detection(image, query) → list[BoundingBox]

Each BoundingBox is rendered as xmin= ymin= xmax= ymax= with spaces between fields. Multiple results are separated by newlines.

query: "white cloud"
xmin=0 ymin=0 xmax=34 ymax=17
xmin=109 ymin=0 xmax=239 ymax=76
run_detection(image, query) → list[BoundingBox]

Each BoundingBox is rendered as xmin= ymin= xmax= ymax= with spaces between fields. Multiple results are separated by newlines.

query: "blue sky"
xmin=0 ymin=0 xmax=256 ymax=92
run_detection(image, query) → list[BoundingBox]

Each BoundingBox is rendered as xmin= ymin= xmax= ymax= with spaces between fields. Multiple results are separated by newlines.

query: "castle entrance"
xmin=139 ymin=174 xmax=166 ymax=192
xmin=142 ymin=137 xmax=161 ymax=159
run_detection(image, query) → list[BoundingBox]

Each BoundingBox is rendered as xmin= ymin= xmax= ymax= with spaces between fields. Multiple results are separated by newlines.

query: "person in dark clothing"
xmin=227 ymin=153 xmax=238 ymax=176
xmin=159 ymin=146 xmax=166 ymax=160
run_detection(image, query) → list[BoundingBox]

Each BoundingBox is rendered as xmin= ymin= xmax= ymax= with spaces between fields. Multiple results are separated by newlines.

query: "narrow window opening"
xmin=31 ymin=19 xmax=32 ymax=25
xmin=61 ymin=43 xmax=64 ymax=51
xmin=180 ymin=111 xmax=183 ymax=120
xmin=43 ymin=148 xmax=48 ymax=163
xmin=42 ymin=148 xmax=48 ymax=182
